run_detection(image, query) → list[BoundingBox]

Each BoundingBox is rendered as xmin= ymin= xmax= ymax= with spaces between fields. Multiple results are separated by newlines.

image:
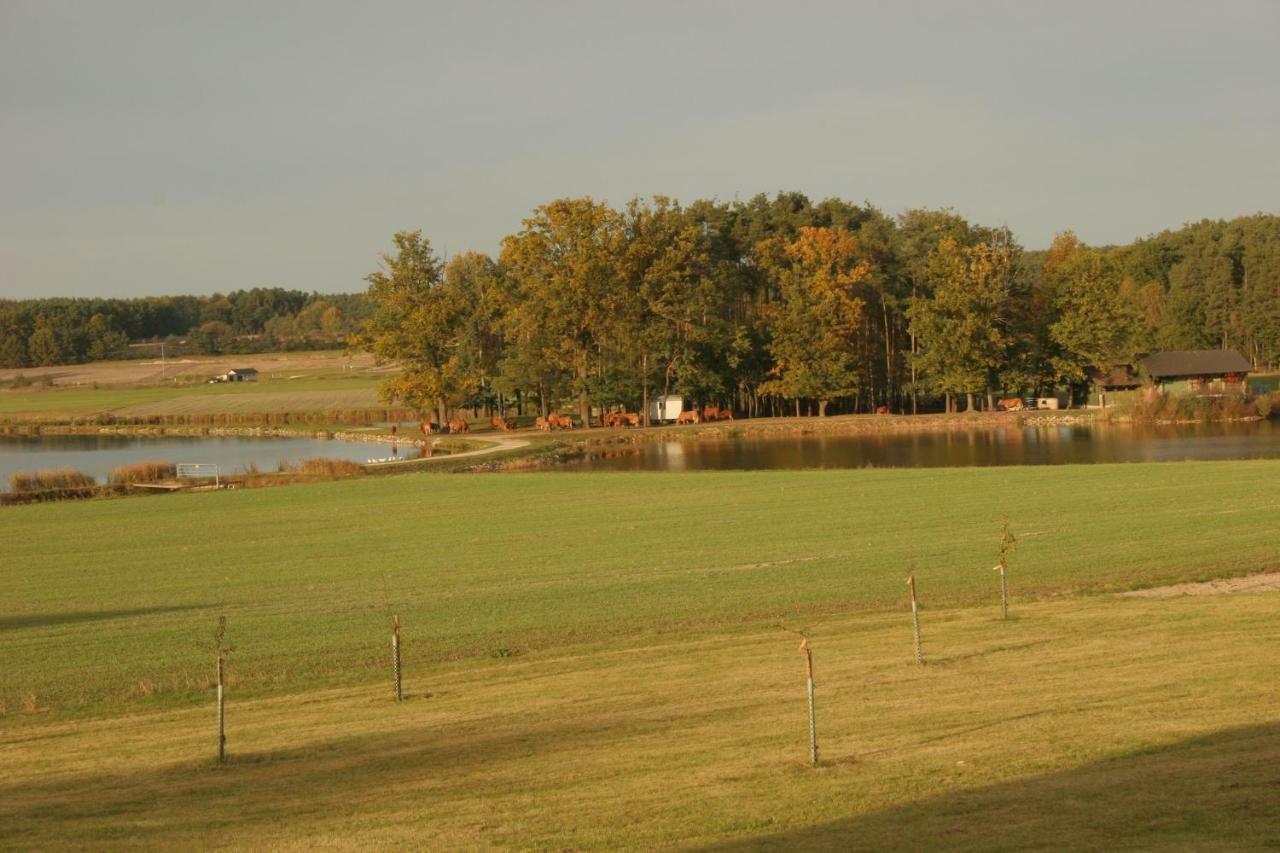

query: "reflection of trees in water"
xmin=570 ymin=420 xmax=1280 ymax=471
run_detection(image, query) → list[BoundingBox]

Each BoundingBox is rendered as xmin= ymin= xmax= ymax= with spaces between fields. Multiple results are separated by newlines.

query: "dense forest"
xmin=5 ymin=195 xmax=1279 ymax=422
xmin=0 ymin=289 xmax=370 ymax=367
xmin=359 ymin=195 xmax=1280 ymax=422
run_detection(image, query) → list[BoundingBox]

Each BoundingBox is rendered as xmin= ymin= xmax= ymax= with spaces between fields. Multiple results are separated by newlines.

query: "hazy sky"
xmin=2 ymin=1 xmax=1278 ymax=299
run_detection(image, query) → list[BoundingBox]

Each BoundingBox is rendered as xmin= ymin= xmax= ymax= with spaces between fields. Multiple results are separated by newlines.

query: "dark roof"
xmin=1139 ymin=350 xmax=1252 ymax=379
xmin=228 ymin=367 xmax=258 ymax=374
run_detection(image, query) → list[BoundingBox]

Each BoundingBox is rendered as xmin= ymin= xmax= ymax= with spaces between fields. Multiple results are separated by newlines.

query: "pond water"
xmin=0 ymin=433 xmax=416 ymax=490
xmin=561 ymin=421 xmax=1280 ymax=471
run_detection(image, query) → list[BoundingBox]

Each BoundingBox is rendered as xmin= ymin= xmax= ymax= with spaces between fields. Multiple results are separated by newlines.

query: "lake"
xmin=561 ymin=421 xmax=1280 ymax=471
xmin=0 ymin=433 xmax=415 ymax=490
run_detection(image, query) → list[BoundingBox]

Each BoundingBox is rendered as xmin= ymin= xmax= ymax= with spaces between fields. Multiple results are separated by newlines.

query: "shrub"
xmin=108 ymin=461 xmax=176 ymax=485
xmin=1256 ymin=393 xmax=1274 ymax=419
xmin=8 ymin=468 xmax=97 ymax=501
xmin=293 ymin=457 xmax=364 ymax=478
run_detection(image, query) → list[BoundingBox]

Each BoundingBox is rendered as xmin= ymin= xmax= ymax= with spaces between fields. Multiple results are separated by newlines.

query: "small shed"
xmin=1138 ymin=350 xmax=1251 ymax=396
xmin=647 ymin=395 xmax=685 ymax=423
xmin=225 ymin=368 xmax=259 ymax=382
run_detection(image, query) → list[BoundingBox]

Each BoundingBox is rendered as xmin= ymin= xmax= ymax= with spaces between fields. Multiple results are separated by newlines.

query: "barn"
xmin=1138 ymin=350 xmax=1251 ymax=396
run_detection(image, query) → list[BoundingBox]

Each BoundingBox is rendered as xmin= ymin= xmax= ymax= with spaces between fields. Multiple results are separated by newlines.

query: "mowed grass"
xmin=3 ymin=595 xmax=1278 ymax=849
xmin=3 ymin=463 xmax=1280 ymax=848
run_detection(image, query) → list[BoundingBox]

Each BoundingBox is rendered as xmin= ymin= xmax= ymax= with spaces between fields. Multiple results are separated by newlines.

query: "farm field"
xmin=0 ymin=353 xmax=390 ymax=420
xmin=0 ymin=377 xmax=387 ymax=419
xmin=0 ymin=350 xmax=380 ymax=389
xmin=3 ymin=463 xmax=1280 ymax=847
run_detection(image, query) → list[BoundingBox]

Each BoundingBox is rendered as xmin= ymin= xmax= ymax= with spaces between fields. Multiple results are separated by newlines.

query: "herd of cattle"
xmin=417 ymin=405 xmax=735 ymax=435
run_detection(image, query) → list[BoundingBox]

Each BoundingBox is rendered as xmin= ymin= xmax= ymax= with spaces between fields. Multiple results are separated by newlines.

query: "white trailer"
xmin=647 ymin=395 xmax=685 ymax=424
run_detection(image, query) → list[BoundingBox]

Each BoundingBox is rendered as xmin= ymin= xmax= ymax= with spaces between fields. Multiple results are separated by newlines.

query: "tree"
xmin=27 ymin=318 xmax=64 ymax=366
xmin=909 ymin=234 xmax=1020 ymax=411
xmin=1048 ymin=247 xmax=1140 ymax=401
xmin=85 ymin=313 xmax=129 ymax=361
xmin=357 ymin=231 xmax=473 ymax=425
xmin=618 ymin=197 xmax=723 ymax=423
xmin=500 ymin=198 xmax=623 ymax=426
xmin=445 ymin=251 xmax=506 ymax=413
xmin=192 ymin=321 xmax=234 ymax=355
xmin=759 ymin=227 xmax=871 ymax=416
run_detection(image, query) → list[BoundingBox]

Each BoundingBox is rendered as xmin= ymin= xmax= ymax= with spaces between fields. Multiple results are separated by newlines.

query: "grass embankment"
xmin=3 ymin=463 xmax=1280 ymax=847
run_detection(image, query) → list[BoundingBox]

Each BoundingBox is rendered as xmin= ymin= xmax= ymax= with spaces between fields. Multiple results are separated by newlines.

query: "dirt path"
xmin=1120 ymin=572 xmax=1280 ymax=598
xmin=363 ymin=435 xmax=529 ymax=467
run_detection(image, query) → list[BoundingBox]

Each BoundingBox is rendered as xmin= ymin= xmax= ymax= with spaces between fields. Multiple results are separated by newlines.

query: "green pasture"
xmin=0 ymin=375 xmax=385 ymax=419
xmin=3 ymin=462 xmax=1280 ymax=848
xmin=4 ymin=462 xmax=1278 ymax=719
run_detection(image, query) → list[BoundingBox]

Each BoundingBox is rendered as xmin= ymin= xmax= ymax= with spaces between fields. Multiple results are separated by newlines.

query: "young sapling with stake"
xmin=391 ymin=614 xmax=403 ymax=701
xmin=993 ymin=516 xmax=1018 ymax=619
xmin=780 ymin=625 xmax=819 ymax=767
xmin=211 ymin=615 xmax=234 ymax=763
xmin=907 ymin=574 xmax=925 ymax=665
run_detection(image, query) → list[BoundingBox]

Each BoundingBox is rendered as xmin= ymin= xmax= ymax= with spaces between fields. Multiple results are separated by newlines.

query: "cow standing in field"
xmin=447 ymin=418 xmax=470 ymax=434
xmin=676 ymin=410 xmax=702 ymax=424
xmin=997 ymin=398 xmax=1023 ymax=412
xmin=491 ymin=416 xmax=517 ymax=432
xmin=550 ymin=413 xmax=575 ymax=430
xmin=420 ymin=420 xmax=439 ymax=435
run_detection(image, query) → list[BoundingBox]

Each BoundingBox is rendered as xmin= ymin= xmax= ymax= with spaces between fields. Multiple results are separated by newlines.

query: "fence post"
xmin=908 ymin=575 xmax=925 ymax=665
xmin=799 ymin=637 xmax=818 ymax=766
xmin=391 ymin=615 xmax=403 ymax=702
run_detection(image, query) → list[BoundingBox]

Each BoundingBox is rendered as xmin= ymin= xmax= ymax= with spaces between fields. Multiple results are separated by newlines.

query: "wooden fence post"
xmin=799 ymin=637 xmax=818 ymax=766
xmin=907 ymin=575 xmax=925 ymax=665
xmin=392 ymin=615 xmax=403 ymax=702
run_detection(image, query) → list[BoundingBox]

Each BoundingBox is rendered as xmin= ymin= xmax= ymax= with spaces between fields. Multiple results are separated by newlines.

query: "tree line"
xmin=359 ymin=194 xmax=1280 ymax=422
xmin=0 ymin=289 xmax=371 ymax=367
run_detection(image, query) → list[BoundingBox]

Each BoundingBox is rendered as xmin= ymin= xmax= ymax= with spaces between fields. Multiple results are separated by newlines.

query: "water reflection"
xmin=564 ymin=421 xmax=1280 ymax=471
xmin=0 ymin=433 xmax=409 ymax=489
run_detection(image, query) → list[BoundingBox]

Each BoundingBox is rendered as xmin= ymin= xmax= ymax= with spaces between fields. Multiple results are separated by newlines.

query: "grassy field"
xmin=3 ymin=463 xmax=1280 ymax=848
xmin=0 ymin=376 xmax=387 ymax=418
xmin=0 ymin=352 xmax=393 ymax=420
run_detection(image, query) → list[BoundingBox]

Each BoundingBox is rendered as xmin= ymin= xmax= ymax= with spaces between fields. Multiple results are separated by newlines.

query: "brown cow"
xmin=447 ymin=418 xmax=470 ymax=434
xmin=491 ymin=416 xmax=512 ymax=432
xmin=546 ymin=413 xmax=573 ymax=430
xmin=623 ymin=412 xmax=640 ymax=427
xmin=676 ymin=410 xmax=702 ymax=424
xmin=875 ymin=405 xmax=890 ymax=415
xmin=420 ymin=419 xmax=439 ymax=435
xmin=997 ymin=398 xmax=1023 ymax=412
xmin=535 ymin=416 xmax=549 ymax=431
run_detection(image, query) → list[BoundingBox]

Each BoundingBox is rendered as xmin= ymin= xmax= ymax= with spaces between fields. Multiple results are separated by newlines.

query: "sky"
xmin=1 ymin=0 xmax=1278 ymax=299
